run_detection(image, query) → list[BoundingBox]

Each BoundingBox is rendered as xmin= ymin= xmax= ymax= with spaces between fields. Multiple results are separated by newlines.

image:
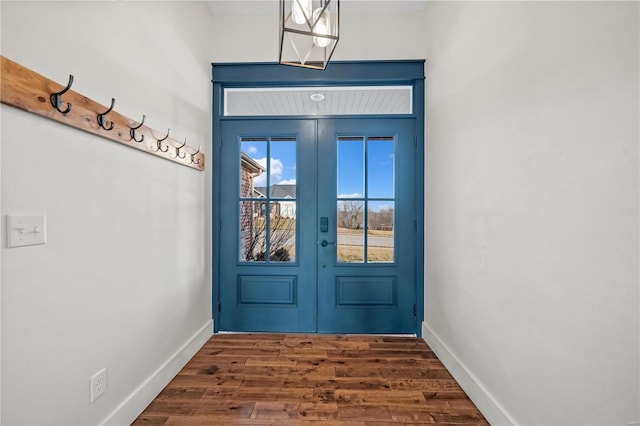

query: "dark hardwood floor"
xmin=133 ymin=334 xmax=488 ymax=425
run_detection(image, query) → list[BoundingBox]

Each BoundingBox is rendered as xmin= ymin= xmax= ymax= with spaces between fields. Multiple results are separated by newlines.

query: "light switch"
xmin=7 ymin=214 xmax=47 ymax=248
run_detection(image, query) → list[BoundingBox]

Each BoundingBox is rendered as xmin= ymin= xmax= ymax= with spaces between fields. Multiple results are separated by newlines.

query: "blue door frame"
xmin=211 ymin=60 xmax=425 ymax=335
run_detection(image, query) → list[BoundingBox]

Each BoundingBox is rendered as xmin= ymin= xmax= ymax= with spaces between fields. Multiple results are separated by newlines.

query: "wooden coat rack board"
xmin=0 ymin=56 xmax=205 ymax=171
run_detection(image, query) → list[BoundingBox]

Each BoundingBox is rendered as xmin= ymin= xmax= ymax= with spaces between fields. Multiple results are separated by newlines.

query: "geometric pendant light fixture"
xmin=279 ymin=0 xmax=340 ymax=70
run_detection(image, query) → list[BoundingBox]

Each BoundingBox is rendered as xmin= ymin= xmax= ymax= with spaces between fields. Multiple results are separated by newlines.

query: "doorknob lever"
xmin=320 ymin=240 xmax=336 ymax=247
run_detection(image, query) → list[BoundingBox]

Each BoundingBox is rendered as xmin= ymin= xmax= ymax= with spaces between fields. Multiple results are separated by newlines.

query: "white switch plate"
xmin=6 ymin=214 xmax=47 ymax=248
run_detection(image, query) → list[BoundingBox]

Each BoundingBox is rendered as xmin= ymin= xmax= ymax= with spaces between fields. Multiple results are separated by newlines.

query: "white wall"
xmin=423 ymin=1 xmax=639 ymax=425
xmin=1 ymin=2 xmax=213 ymax=425
xmin=209 ymin=3 xmax=428 ymax=62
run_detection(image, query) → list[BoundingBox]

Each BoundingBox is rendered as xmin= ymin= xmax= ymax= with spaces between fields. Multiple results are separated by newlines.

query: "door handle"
xmin=320 ymin=240 xmax=336 ymax=247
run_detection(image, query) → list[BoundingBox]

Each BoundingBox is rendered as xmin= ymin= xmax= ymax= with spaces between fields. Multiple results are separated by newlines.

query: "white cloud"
xmin=338 ymin=193 xmax=363 ymax=198
xmin=247 ymin=146 xmax=258 ymax=154
xmin=279 ymin=179 xmax=297 ymax=185
xmin=253 ymin=157 xmax=283 ymax=186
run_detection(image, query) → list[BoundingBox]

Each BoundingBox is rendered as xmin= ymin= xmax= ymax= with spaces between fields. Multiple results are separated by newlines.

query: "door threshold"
xmin=216 ymin=331 xmax=416 ymax=337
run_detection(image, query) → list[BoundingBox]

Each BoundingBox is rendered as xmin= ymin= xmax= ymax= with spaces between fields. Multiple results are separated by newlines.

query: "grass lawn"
xmin=338 ymin=245 xmax=393 ymax=262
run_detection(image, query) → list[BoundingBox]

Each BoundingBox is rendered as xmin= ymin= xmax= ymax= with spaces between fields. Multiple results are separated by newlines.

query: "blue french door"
xmin=218 ymin=118 xmax=416 ymax=333
xmin=317 ymin=118 xmax=416 ymax=333
xmin=219 ymin=120 xmax=317 ymax=332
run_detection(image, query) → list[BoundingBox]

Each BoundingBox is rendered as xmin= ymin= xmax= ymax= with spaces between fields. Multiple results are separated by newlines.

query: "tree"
xmin=369 ymin=207 xmax=394 ymax=231
xmin=242 ymin=211 xmax=295 ymax=262
xmin=338 ymin=201 xmax=363 ymax=229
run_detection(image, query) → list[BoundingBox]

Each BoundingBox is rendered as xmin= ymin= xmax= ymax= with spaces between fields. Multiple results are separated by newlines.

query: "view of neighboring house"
xmin=254 ymin=184 xmax=297 ymax=218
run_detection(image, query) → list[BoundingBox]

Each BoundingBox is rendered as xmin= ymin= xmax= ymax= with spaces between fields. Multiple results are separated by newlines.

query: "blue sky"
xmin=241 ymin=139 xmax=394 ymax=204
xmin=338 ymin=139 xmax=394 ymax=199
xmin=242 ymin=140 xmax=297 ymax=187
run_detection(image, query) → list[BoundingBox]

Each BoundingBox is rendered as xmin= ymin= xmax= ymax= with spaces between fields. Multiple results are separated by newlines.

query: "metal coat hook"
xmin=1 ymin=57 xmax=204 ymax=171
xmin=153 ymin=128 xmax=170 ymax=152
xmin=50 ymin=74 xmax=74 ymax=114
xmin=129 ymin=115 xmax=145 ymax=143
xmin=187 ymin=145 xmax=201 ymax=164
xmin=172 ymin=138 xmax=187 ymax=159
xmin=97 ymin=98 xmax=116 ymax=131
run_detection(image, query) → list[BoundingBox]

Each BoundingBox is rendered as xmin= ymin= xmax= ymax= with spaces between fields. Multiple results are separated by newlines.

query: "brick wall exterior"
xmin=240 ymin=168 xmax=254 ymax=260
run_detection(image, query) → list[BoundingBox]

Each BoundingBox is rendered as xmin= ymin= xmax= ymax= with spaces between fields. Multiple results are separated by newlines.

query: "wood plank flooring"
xmin=133 ymin=334 xmax=488 ymax=425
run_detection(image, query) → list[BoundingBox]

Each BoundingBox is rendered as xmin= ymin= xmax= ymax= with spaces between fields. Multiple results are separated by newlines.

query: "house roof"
xmin=241 ymin=152 xmax=265 ymax=175
xmin=254 ymin=184 xmax=296 ymax=199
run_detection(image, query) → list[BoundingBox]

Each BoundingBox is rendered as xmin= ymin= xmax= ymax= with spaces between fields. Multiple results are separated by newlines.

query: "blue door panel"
xmin=238 ymin=276 xmax=297 ymax=305
xmin=336 ymin=276 xmax=396 ymax=305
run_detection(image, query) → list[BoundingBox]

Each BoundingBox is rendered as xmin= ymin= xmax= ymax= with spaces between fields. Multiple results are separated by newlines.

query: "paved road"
xmin=268 ymin=230 xmax=393 ymax=249
xmin=337 ymin=232 xmax=393 ymax=247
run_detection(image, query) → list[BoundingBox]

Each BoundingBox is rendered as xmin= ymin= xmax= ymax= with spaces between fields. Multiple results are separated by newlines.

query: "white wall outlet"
xmin=6 ymin=214 xmax=47 ymax=248
xmin=90 ymin=368 xmax=107 ymax=403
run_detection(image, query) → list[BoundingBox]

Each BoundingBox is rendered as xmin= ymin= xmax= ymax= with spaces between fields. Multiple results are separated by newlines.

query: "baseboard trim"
xmin=422 ymin=322 xmax=516 ymax=425
xmin=103 ymin=319 xmax=214 ymax=426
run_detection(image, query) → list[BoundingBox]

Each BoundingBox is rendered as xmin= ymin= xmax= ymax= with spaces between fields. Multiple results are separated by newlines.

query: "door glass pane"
xmin=269 ymin=139 xmax=296 ymax=262
xmin=240 ymin=139 xmax=267 ymax=197
xmin=270 ymin=140 xmax=297 ymax=198
xmin=367 ymin=138 xmax=395 ymax=198
xmin=239 ymin=201 xmax=265 ymax=261
xmin=239 ymin=137 xmax=297 ymax=263
xmin=337 ymin=138 xmax=364 ymax=198
xmin=269 ymin=208 xmax=296 ymax=262
xmin=337 ymin=200 xmax=364 ymax=263
xmin=367 ymin=201 xmax=394 ymax=262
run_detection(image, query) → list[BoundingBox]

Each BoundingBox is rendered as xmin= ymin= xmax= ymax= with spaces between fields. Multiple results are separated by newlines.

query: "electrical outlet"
xmin=90 ymin=368 xmax=107 ymax=403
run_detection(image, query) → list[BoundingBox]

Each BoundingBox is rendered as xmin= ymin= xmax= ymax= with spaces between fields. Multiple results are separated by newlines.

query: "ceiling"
xmin=205 ymin=1 xmax=428 ymax=16
xmin=207 ymin=1 xmax=424 ymax=116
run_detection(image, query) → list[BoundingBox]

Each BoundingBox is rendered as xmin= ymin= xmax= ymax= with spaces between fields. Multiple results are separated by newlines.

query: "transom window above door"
xmin=224 ymin=86 xmax=413 ymax=116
